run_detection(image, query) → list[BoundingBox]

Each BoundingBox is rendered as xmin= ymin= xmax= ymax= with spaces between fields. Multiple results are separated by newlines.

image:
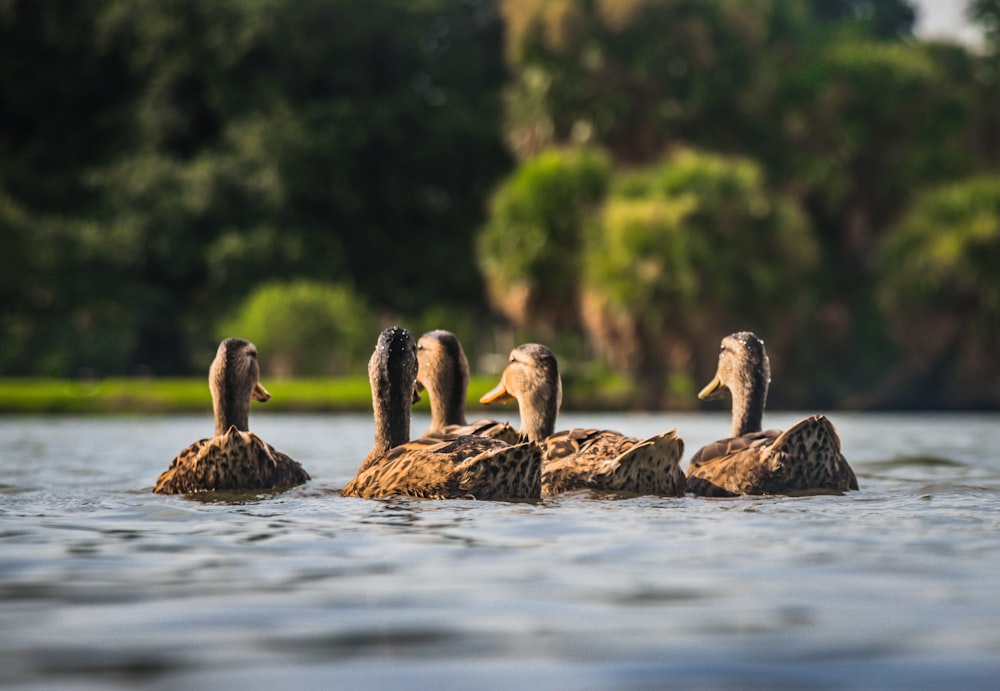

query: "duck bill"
xmin=412 ymin=383 xmax=422 ymax=404
xmin=253 ymin=382 xmax=272 ymax=402
xmin=480 ymin=381 xmax=515 ymax=405
xmin=698 ymin=373 xmax=726 ymax=400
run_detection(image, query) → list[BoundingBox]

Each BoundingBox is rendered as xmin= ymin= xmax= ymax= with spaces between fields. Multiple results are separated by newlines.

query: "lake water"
xmin=1 ymin=411 xmax=999 ymax=689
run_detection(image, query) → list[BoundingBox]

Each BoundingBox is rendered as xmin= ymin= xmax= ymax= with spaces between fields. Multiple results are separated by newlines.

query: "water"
xmin=2 ymin=411 xmax=999 ymax=689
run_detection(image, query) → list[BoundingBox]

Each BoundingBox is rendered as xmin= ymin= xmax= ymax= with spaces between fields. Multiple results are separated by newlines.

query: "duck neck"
xmin=429 ymin=372 xmax=467 ymax=429
xmin=211 ymin=373 xmax=250 ymax=436
xmin=730 ymin=376 xmax=767 ymax=437
xmin=367 ymin=372 xmax=412 ymax=469
xmin=520 ymin=379 xmax=561 ymax=442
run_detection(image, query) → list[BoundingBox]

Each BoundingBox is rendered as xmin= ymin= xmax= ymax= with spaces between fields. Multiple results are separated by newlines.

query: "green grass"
xmin=0 ymin=368 xmax=651 ymax=415
xmin=0 ymin=376 xmax=518 ymax=415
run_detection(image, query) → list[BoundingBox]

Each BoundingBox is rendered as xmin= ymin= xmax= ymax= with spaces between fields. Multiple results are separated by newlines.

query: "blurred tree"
xmin=476 ymin=147 xmax=611 ymax=335
xmin=877 ymin=176 xmax=1000 ymax=407
xmin=500 ymin=0 xmax=812 ymax=163
xmin=758 ymin=38 xmax=975 ymax=402
xmin=1 ymin=0 xmax=997 ymax=410
xmin=0 ymin=2 xmax=138 ymax=376
xmin=808 ymin=0 xmax=916 ymax=38
xmin=968 ymin=0 xmax=1000 ymax=49
xmin=966 ymin=0 xmax=1000 ymax=167
xmin=100 ymin=0 xmax=511 ymax=370
xmin=219 ymin=281 xmax=375 ymax=377
xmin=581 ymin=148 xmax=819 ymax=407
xmin=0 ymin=0 xmax=510 ymax=375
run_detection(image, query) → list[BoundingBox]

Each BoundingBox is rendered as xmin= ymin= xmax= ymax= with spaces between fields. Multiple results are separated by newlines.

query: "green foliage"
xmin=1 ymin=0 xmax=998 ymax=407
xmin=807 ymin=0 xmax=916 ymax=38
xmin=0 ymin=377 xmax=375 ymax=414
xmin=219 ymin=281 xmax=375 ymax=377
xmin=500 ymin=0 xmax=815 ymax=162
xmin=880 ymin=176 xmax=1000 ymax=318
xmin=877 ymin=176 xmax=1000 ymax=405
xmin=969 ymin=0 xmax=1000 ymax=50
xmin=782 ymin=40 xmax=968 ymax=211
xmin=0 ymin=0 xmax=510 ymax=376
xmin=591 ymin=150 xmax=818 ymax=313
xmin=581 ymin=148 xmax=818 ymax=405
xmin=476 ymin=147 xmax=611 ymax=329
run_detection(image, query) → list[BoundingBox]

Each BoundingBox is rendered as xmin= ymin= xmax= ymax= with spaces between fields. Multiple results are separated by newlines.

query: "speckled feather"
xmin=416 ymin=330 xmax=520 ymax=445
xmin=686 ymin=415 xmax=858 ymax=497
xmin=425 ymin=420 xmax=522 ymax=445
xmin=342 ymin=434 xmax=542 ymax=500
xmin=153 ymin=338 xmax=309 ymax=495
xmin=343 ymin=327 xmax=542 ymax=501
xmin=542 ymin=428 xmax=686 ymax=496
xmin=481 ymin=343 xmax=685 ymax=497
xmin=154 ymin=426 xmax=310 ymax=494
xmin=687 ymin=331 xmax=858 ymax=497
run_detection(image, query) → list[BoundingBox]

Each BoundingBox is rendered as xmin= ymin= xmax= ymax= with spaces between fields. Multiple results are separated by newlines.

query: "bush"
xmin=219 ymin=281 xmax=375 ymax=377
xmin=877 ymin=176 xmax=1000 ymax=406
xmin=581 ymin=148 xmax=819 ymax=406
xmin=476 ymin=147 xmax=611 ymax=331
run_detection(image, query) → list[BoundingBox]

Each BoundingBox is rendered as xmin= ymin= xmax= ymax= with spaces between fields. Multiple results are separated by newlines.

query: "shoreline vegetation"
xmin=0 ymin=376 xmax=643 ymax=415
xmin=1 ymin=378 xmax=993 ymax=415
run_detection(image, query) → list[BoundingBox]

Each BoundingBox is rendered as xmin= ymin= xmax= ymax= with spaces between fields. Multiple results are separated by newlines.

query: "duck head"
xmin=480 ymin=343 xmax=561 ymax=441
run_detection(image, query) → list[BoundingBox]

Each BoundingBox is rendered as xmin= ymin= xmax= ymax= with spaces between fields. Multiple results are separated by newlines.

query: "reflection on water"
xmin=1 ymin=412 xmax=999 ymax=688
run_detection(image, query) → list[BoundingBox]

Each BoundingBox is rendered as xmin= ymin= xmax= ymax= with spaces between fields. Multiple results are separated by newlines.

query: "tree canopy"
xmin=1 ymin=0 xmax=997 ymax=408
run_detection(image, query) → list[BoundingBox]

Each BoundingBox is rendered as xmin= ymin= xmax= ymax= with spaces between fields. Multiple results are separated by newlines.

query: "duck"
xmin=480 ymin=343 xmax=685 ymax=496
xmin=341 ymin=326 xmax=542 ymax=500
xmin=415 ymin=329 xmax=520 ymax=444
xmin=154 ymin=338 xmax=310 ymax=494
xmin=686 ymin=331 xmax=859 ymax=497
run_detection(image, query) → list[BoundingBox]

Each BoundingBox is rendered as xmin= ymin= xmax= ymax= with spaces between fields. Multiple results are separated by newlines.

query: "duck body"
xmin=154 ymin=426 xmax=309 ymax=494
xmin=542 ymin=427 xmax=685 ymax=495
xmin=481 ymin=343 xmax=685 ymax=497
xmin=342 ymin=327 xmax=541 ymax=501
xmin=425 ymin=419 xmax=522 ymax=445
xmin=416 ymin=330 xmax=520 ymax=445
xmin=342 ymin=433 xmax=541 ymax=500
xmin=686 ymin=331 xmax=858 ymax=497
xmin=686 ymin=415 xmax=857 ymax=497
xmin=154 ymin=338 xmax=309 ymax=495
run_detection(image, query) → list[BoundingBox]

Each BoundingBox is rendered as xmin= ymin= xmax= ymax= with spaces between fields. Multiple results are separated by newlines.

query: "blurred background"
xmin=1 ymin=0 xmax=998 ymax=410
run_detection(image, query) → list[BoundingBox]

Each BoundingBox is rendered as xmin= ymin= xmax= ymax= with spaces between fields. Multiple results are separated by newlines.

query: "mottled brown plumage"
xmin=686 ymin=332 xmax=858 ymax=497
xmin=481 ymin=343 xmax=685 ymax=496
xmin=342 ymin=327 xmax=541 ymax=500
xmin=154 ymin=338 xmax=309 ymax=494
xmin=415 ymin=330 xmax=520 ymax=444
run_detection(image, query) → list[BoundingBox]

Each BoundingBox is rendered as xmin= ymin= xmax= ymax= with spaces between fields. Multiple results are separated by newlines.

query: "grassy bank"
xmin=0 ymin=373 xmax=641 ymax=415
xmin=0 ymin=377 xmax=379 ymax=414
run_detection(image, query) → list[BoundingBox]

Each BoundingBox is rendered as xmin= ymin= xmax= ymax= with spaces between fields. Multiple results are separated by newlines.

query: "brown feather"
xmin=688 ymin=332 xmax=858 ymax=496
xmin=543 ymin=428 xmax=685 ymax=495
xmin=344 ymin=327 xmax=542 ymax=501
xmin=426 ymin=420 xmax=522 ymax=445
xmin=416 ymin=330 xmax=520 ymax=445
xmin=343 ymin=435 xmax=541 ymax=500
xmin=481 ymin=343 xmax=685 ymax=496
xmin=153 ymin=338 xmax=309 ymax=495
xmin=155 ymin=426 xmax=310 ymax=494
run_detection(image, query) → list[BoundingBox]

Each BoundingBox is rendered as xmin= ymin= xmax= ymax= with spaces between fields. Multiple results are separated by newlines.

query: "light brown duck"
xmin=154 ymin=338 xmax=310 ymax=494
xmin=480 ymin=343 xmax=685 ymax=496
xmin=416 ymin=329 xmax=519 ymax=444
xmin=687 ymin=331 xmax=858 ymax=497
xmin=342 ymin=327 xmax=541 ymax=500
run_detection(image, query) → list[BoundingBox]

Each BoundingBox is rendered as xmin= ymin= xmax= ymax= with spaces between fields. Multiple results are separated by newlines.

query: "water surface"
xmin=2 ymin=412 xmax=999 ymax=689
